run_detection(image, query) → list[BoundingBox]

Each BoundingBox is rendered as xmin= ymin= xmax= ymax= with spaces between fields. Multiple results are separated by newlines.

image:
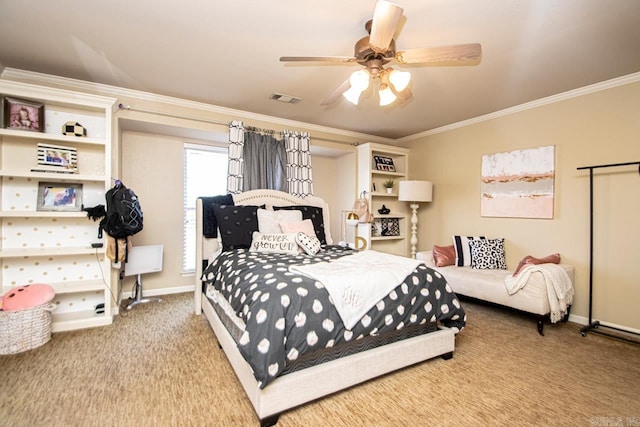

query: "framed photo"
xmin=373 ymin=155 xmax=396 ymax=172
xmin=3 ymin=97 xmax=44 ymax=132
xmin=37 ymin=182 xmax=83 ymax=212
xmin=34 ymin=143 xmax=78 ymax=174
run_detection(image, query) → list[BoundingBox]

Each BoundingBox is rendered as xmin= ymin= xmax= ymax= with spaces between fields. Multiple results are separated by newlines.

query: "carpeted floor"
xmin=1 ymin=292 xmax=639 ymax=427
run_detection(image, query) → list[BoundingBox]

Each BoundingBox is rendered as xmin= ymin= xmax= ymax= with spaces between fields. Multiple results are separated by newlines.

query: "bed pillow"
xmin=432 ymin=244 xmax=456 ymax=267
xmin=296 ymin=232 xmax=321 ymax=255
xmin=257 ymin=208 xmax=302 ymax=234
xmin=452 ymin=235 xmax=486 ymax=267
xmin=249 ymin=232 xmax=299 ymax=254
xmin=200 ymin=194 xmax=234 ymax=238
xmin=273 ymin=205 xmax=327 ymax=244
xmin=279 ymin=219 xmax=316 ymax=237
xmin=513 ymin=253 xmax=561 ymax=276
xmin=213 ymin=205 xmax=260 ymax=251
xmin=469 ymin=238 xmax=507 ymax=270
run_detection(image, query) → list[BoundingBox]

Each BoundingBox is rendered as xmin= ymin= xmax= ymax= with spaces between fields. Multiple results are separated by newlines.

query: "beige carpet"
xmin=1 ymin=292 xmax=639 ymax=427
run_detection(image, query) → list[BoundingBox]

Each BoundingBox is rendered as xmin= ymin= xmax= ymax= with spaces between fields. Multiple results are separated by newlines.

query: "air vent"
xmin=269 ymin=93 xmax=302 ymax=104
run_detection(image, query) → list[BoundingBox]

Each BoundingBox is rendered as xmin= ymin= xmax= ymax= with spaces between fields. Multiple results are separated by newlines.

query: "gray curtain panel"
xmin=242 ymin=131 xmax=288 ymax=192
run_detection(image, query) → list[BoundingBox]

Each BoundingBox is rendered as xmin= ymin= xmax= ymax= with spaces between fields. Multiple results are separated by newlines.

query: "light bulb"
xmin=379 ymin=84 xmax=397 ymax=106
xmin=343 ymin=85 xmax=363 ymax=105
xmin=349 ymin=70 xmax=370 ymax=91
xmin=388 ymin=69 xmax=411 ymax=92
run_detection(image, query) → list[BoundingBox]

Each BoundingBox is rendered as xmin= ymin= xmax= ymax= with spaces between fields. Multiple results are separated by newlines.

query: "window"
xmin=183 ymin=144 xmax=228 ymax=272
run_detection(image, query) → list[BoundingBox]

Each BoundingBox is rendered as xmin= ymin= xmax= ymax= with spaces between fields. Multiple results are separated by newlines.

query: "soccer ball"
xmin=62 ymin=121 xmax=87 ymax=137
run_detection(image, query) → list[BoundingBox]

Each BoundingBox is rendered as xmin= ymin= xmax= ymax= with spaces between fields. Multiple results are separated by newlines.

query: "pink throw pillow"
xmin=433 ymin=244 xmax=456 ymax=267
xmin=513 ymin=253 xmax=561 ymax=276
xmin=279 ymin=219 xmax=316 ymax=238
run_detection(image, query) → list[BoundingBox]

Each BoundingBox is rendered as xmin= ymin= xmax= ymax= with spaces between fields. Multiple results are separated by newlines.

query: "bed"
xmin=194 ymin=189 xmax=465 ymax=426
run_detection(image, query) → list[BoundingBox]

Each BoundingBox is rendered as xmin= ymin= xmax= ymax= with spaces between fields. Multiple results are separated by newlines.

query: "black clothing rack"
xmin=576 ymin=161 xmax=640 ymax=343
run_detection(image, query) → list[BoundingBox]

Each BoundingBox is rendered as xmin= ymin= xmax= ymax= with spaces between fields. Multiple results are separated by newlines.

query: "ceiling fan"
xmin=280 ymin=0 xmax=482 ymax=106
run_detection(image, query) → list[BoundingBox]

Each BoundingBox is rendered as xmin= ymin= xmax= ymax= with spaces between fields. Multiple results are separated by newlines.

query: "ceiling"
xmin=1 ymin=0 xmax=639 ymax=140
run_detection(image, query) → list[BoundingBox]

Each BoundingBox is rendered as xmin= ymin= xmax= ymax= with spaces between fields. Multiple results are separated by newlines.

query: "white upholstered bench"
xmin=417 ymin=250 xmax=574 ymax=335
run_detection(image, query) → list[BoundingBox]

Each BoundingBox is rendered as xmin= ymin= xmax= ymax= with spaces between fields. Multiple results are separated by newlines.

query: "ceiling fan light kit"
xmin=388 ymin=69 xmax=410 ymax=92
xmin=343 ymin=85 xmax=364 ymax=105
xmin=378 ymin=83 xmax=397 ymax=106
xmin=280 ymin=0 xmax=482 ymax=107
xmin=351 ymin=69 xmax=371 ymax=91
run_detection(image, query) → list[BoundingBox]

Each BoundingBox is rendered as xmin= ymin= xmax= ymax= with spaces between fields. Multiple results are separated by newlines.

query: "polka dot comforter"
xmin=201 ymin=246 xmax=466 ymax=388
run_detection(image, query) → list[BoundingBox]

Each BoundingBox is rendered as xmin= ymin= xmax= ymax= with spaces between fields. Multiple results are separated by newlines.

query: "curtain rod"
xmin=117 ymin=103 xmax=358 ymax=146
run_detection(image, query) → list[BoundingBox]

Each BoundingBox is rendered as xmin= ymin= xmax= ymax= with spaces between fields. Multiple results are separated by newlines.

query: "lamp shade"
xmin=350 ymin=69 xmax=370 ymax=91
xmin=343 ymin=86 xmax=363 ymax=105
xmin=388 ymin=69 xmax=411 ymax=92
xmin=398 ymin=180 xmax=433 ymax=202
xmin=345 ymin=211 xmax=360 ymax=226
xmin=379 ymin=84 xmax=397 ymax=106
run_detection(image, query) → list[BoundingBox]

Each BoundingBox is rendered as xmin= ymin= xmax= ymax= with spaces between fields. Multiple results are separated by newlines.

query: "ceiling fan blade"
xmin=369 ymin=0 xmax=404 ymax=53
xmin=280 ymin=56 xmax=357 ymax=63
xmin=395 ymin=43 xmax=482 ymax=65
xmin=320 ymin=79 xmax=351 ymax=106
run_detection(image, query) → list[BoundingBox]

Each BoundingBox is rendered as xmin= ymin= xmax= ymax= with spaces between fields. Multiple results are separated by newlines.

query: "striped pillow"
xmin=452 ymin=235 xmax=486 ymax=267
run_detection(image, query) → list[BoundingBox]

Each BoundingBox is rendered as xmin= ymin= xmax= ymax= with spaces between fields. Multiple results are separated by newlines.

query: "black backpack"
xmin=100 ymin=182 xmax=143 ymax=239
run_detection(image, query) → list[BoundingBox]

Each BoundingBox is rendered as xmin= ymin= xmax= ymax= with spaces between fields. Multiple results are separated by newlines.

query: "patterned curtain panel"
xmin=282 ymin=130 xmax=313 ymax=197
xmin=242 ymin=131 xmax=287 ymax=192
xmin=227 ymin=120 xmax=244 ymax=194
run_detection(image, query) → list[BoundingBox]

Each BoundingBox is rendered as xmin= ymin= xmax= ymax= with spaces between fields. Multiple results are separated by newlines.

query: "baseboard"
xmin=568 ymin=314 xmax=588 ymax=325
xmin=568 ymin=314 xmax=640 ymax=335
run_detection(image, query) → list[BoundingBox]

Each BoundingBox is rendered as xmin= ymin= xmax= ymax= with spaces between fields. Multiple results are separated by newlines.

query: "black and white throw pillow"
xmin=295 ymin=232 xmax=321 ymax=255
xmin=469 ymin=238 xmax=507 ymax=270
xmin=452 ymin=235 xmax=486 ymax=267
xmin=213 ymin=205 xmax=260 ymax=251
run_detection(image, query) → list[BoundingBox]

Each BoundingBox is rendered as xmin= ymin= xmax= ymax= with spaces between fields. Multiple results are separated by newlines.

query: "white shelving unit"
xmin=0 ymin=79 xmax=116 ymax=332
xmin=356 ymin=143 xmax=410 ymax=256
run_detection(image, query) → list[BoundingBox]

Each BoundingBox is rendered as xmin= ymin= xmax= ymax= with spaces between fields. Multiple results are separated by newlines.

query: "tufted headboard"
xmin=194 ymin=189 xmax=332 ymax=313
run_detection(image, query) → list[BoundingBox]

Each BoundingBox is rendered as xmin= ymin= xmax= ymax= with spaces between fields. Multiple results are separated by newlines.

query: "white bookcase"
xmin=356 ymin=143 xmax=410 ymax=256
xmin=0 ymin=79 xmax=117 ymax=332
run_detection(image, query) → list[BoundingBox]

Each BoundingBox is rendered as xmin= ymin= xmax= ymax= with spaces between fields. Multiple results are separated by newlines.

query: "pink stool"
xmin=2 ymin=284 xmax=55 ymax=311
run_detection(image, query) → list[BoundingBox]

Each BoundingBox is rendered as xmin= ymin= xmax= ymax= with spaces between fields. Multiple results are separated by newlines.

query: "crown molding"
xmin=0 ymin=77 xmax=117 ymax=110
xmin=397 ymin=71 xmax=640 ymax=143
xmin=4 ymin=68 xmax=638 ymax=145
xmin=0 ymin=68 xmax=394 ymax=145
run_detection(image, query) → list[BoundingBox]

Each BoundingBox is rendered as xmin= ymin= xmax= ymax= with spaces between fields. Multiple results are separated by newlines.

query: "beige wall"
xmin=119 ymin=128 xmax=357 ymax=296
xmin=121 ymin=131 xmax=196 ymax=293
xmin=403 ymin=82 xmax=640 ymax=330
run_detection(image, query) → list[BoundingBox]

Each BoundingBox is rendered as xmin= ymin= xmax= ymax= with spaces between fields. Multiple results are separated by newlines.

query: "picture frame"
xmin=37 ymin=182 xmax=83 ymax=212
xmin=3 ymin=96 xmax=45 ymax=132
xmin=373 ymin=155 xmax=396 ymax=172
xmin=34 ymin=143 xmax=78 ymax=174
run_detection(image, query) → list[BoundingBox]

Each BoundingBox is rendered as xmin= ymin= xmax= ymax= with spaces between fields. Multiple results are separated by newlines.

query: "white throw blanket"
xmin=504 ymin=263 xmax=574 ymax=323
xmin=289 ymin=250 xmax=423 ymax=330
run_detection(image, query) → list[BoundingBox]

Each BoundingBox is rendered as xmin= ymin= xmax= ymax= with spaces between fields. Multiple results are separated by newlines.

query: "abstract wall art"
xmin=481 ymin=145 xmax=555 ymax=219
